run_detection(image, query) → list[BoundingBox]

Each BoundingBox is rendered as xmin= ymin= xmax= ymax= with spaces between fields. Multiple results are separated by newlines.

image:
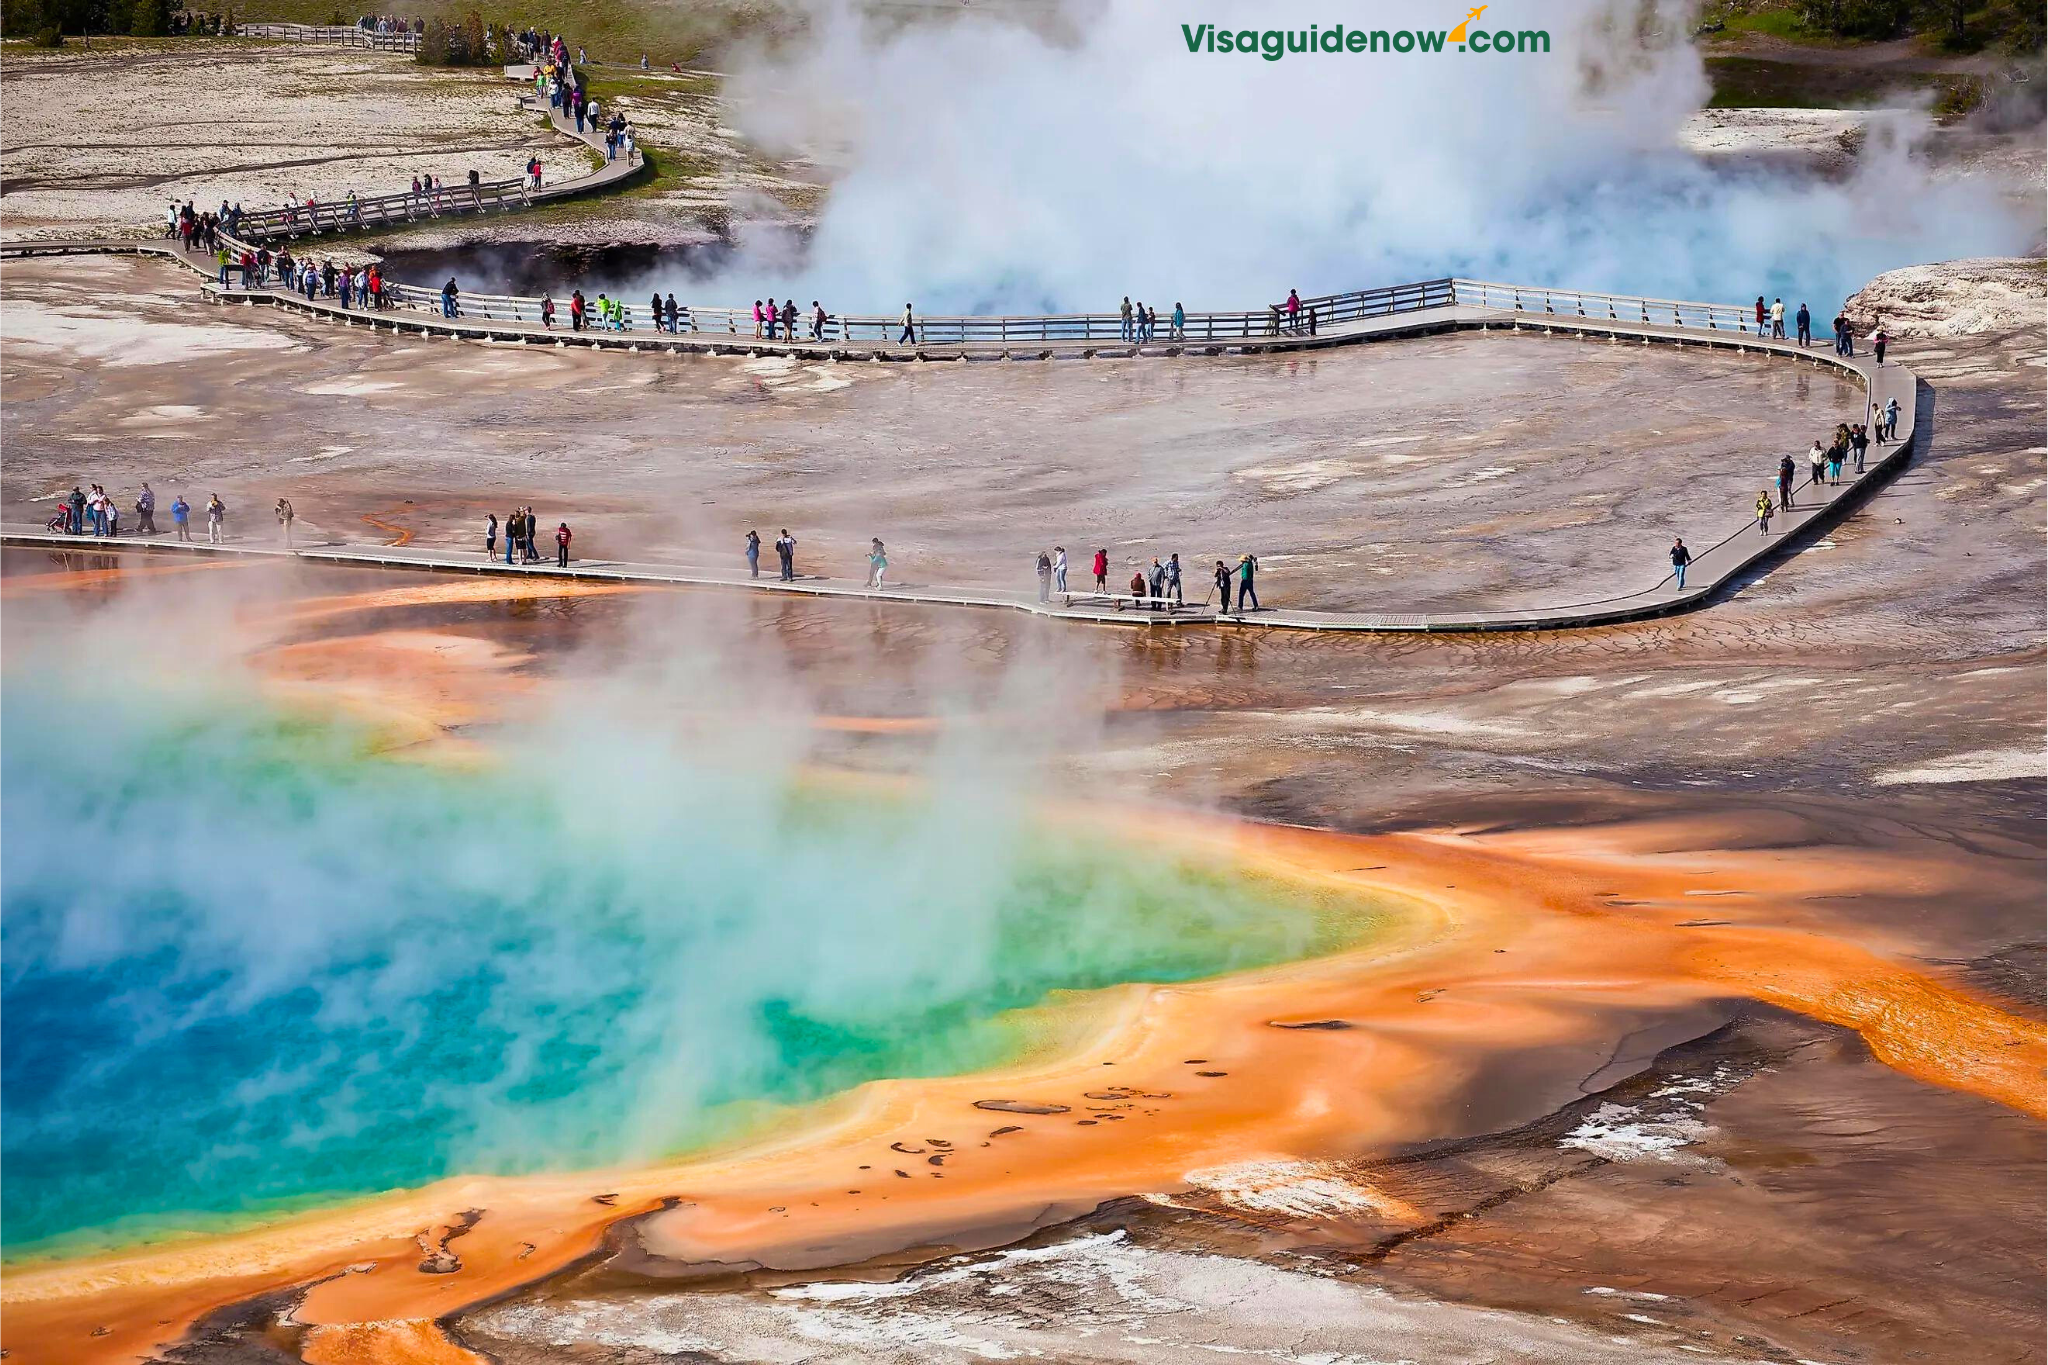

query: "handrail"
xmin=1449 ymin=278 xmax=1754 ymax=332
xmin=239 ymin=21 xmax=421 ymax=52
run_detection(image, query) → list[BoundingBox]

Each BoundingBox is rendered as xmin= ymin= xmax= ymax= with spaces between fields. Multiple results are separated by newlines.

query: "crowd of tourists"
xmin=48 ymin=483 xmax=232 ymax=544
xmin=1735 ymin=395 xmax=1902 ymax=549
xmin=1751 ymin=296 xmax=1892 ymax=362
xmin=485 ymin=508 xmax=573 ymax=568
xmin=1026 ymin=547 xmax=1265 ymax=613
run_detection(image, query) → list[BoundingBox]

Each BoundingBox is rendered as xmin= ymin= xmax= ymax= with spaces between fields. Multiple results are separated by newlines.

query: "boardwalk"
xmin=0 ymin=26 xmax=1920 ymax=632
xmin=0 ymin=328 xmax=1915 ymax=635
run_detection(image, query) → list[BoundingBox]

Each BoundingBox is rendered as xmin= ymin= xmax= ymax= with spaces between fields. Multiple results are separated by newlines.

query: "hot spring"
xmin=0 ymin=666 xmax=1380 ymax=1261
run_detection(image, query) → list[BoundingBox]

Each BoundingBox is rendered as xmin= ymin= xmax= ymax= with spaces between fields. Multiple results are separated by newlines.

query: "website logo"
xmin=1179 ymin=8 xmax=1551 ymax=60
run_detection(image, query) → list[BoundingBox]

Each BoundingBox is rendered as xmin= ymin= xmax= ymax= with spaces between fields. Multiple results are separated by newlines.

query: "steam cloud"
xmin=0 ymin=573 xmax=1334 ymax=1254
xmin=695 ymin=0 xmax=2032 ymax=313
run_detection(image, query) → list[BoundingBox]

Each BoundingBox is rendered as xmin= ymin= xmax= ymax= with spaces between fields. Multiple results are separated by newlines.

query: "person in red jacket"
xmin=555 ymin=522 xmax=572 ymax=567
xmin=1092 ymin=547 xmax=1108 ymax=592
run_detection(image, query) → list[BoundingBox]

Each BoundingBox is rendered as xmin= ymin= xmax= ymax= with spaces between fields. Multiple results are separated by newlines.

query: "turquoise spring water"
xmin=1 ymin=677 xmax=1370 ymax=1261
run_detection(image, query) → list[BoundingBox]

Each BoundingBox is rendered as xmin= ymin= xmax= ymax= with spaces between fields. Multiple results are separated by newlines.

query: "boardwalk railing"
xmin=1449 ymin=279 xmax=1754 ymax=332
xmin=239 ymin=21 xmax=421 ymax=52
xmin=232 ymin=179 xmax=533 ymax=241
xmin=232 ymin=273 xmax=1775 ymax=354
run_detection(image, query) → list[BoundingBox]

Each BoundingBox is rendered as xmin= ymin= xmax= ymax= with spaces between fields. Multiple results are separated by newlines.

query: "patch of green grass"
xmin=1704 ymin=54 xmax=1946 ymax=106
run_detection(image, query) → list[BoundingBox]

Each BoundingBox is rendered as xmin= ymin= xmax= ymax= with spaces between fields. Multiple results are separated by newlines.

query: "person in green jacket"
xmin=1237 ymin=553 xmax=1259 ymax=612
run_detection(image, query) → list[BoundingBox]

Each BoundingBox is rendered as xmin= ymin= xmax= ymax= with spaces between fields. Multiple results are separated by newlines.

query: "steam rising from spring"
xmin=701 ymin=0 xmax=2032 ymax=312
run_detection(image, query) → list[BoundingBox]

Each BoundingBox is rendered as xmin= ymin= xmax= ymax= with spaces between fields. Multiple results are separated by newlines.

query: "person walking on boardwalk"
xmin=526 ymin=507 xmax=544 ymax=564
xmin=1166 ymin=553 xmax=1183 ymax=606
xmin=171 ymin=494 xmax=191 ymax=541
xmin=1171 ymin=302 xmax=1185 ymax=340
xmin=555 ymin=522 xmax=572 ymax=568
xmin=1670 ymin=536 xmax=1692 ymax=590
xmin=1883 ymin=395 xmax=1900 ymax=442
xmin=745 ymin=529 xmax=761 ymax=578
xmin=1036 ymin=550 xmax=1053 ymax=602
xmin=811 ymin=301 xmax=827 ymax=340
xmin=541 ymin=295 xmax=555 ymax=328
xmin=868 ymin=538 xmax=888 ymax=589
xmin=206 ymin=494 xmax=226 ymax=544
xmin=1795 ymin=302 xmax=1811 ymax=347
xmin=276 ymin=498 xmax=295 ymax=547
xmin=898 ymin=304 xmax=916 ymax=345
xmin=1756 ymin=489 xmax=1774 ymax=535
xmin=1828 ymin=440 xmax=1845 ymax=485
xmin=570 ymin=289 xmax=585 ymax=331
xmin=1872 ymin=325 xmax=1889 ymax=366
xmin=1850 ymin=423 xmax=1869 ymax=474
xmin=1053 ymin=546 xmax=1068 ymax=594
xmin=136 ymin=483 xmax=156 ymax=535
xmin=1092 ymin=547 xmax=1109 ymax=593
xmin=776 ymin=529 xmax=796 ymax=580
xmin=1809 ymin=439 xmax=1827 ymax=489
xmin=1213 ymin=559 xmax=1232 ymax=613
xmin=486 ymin=513 xmax=498 ymax=559
xmin=1236 ymin=553 xmax=1260 ymax=612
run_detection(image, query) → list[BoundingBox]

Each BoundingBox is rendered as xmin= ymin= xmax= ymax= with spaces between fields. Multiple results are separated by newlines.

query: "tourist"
xmin=1166 ymin=553 xmax=1183 ymax=606
xmin=1838 ymin=311 xmax=1855 ymax=357
xmin=1237 ymin=553 xmax=1260 ymax=612
xmin=665 ymin=294 xmax=680 ymax=332
xmin=753 ymin=300 xmax=764 ymax=338
xmin=206 ymin=494 xmax=226 ymax=543
xmin=1809 ymin=439 xmax=1827 ymax=488
xmin=136 ymin=482 xmax=157 ymax=535
xmin=486 ymin=513 xmax=498 ymax=558
xmin=767 ymin=296 xmax=781 ymax=340
xmin=1285 ymin=288 xmax=1301 ymax=334
xmin=745 ymin=529 xmax=761 ymax=578
xmin=1037 ymin=550 xmax=1053 ymax=602
xmin=1754 ymin=296 xmax=1767 ymax=336
xmin=1850 ymin=424 xmax=1869 ymax=475
xmin=649 ymin=292 xmax=663 ymax=332
xmin=1883 ymin=396 xmax=1900 ymax=442
xmin=1171 ymin=302 xmax=1185 ymax=340
xmin=1795 ymin=302 xmax=1811 ymax=347
xmin=504 ymin=507 xmax=519 ymax=565
xmin=441 ymin=277 xmax=459 ymax=318
xmin=595 ymin=293 xmax=612 ymax=331
xmin=1769 ymin=297 xmax=1785 ymax=338
xmin=67 ymin=486 xmax=86 ymax=536
xmin=781 ymin=299 xmax=798 ymax=341
xmin=555 ymin=522 xmax=572 ymax=568
xmin=1872 ymin=325 xmax=1889 ymax=366
xmin=1828 ymin=441 xmax=1845 ymax=486
xmin=1213 ymin=559 xmax=1231 ymax=613
xmin=776 ymin=529 xmax=796 ymax=580
xmin=171 ymin=493 xmax=191 ymax=541
xmin=1092 ymin=547 xmax=1108 ymax=593
xmin=276 ymin=497 xmax=295 ymax=546
xmin=1052 ymin=546 xmax=1068 ymax=594
xmin=1119 ymin=296 xmax=1133 ymax=341
xmin=810 ymin=301 xmax=826 ymax=340
xmin=868 ymin=538 xmax=888 ymax=589
xmin=570 ymin=289 xmax=586 ymax=330
xmin=526 ymin=507 xmax=544 ymax=564
xmin=1755 ymin=489 xmax=1773 ymax=535
xmin=541 ymin=295 xmax=555 ymax=328
xmin=1128 ymin=568 xmax=1147 ymax=603
xmin=1669 ymin=536 xmax=1691 ymax=589
xmin=1778 ymin=453 xmax=1796 ymax=511
xmin=1147 ymin=558 xmax=1166 ymax=610
xmin=898 ymin=304 xmax=916 ymax=345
